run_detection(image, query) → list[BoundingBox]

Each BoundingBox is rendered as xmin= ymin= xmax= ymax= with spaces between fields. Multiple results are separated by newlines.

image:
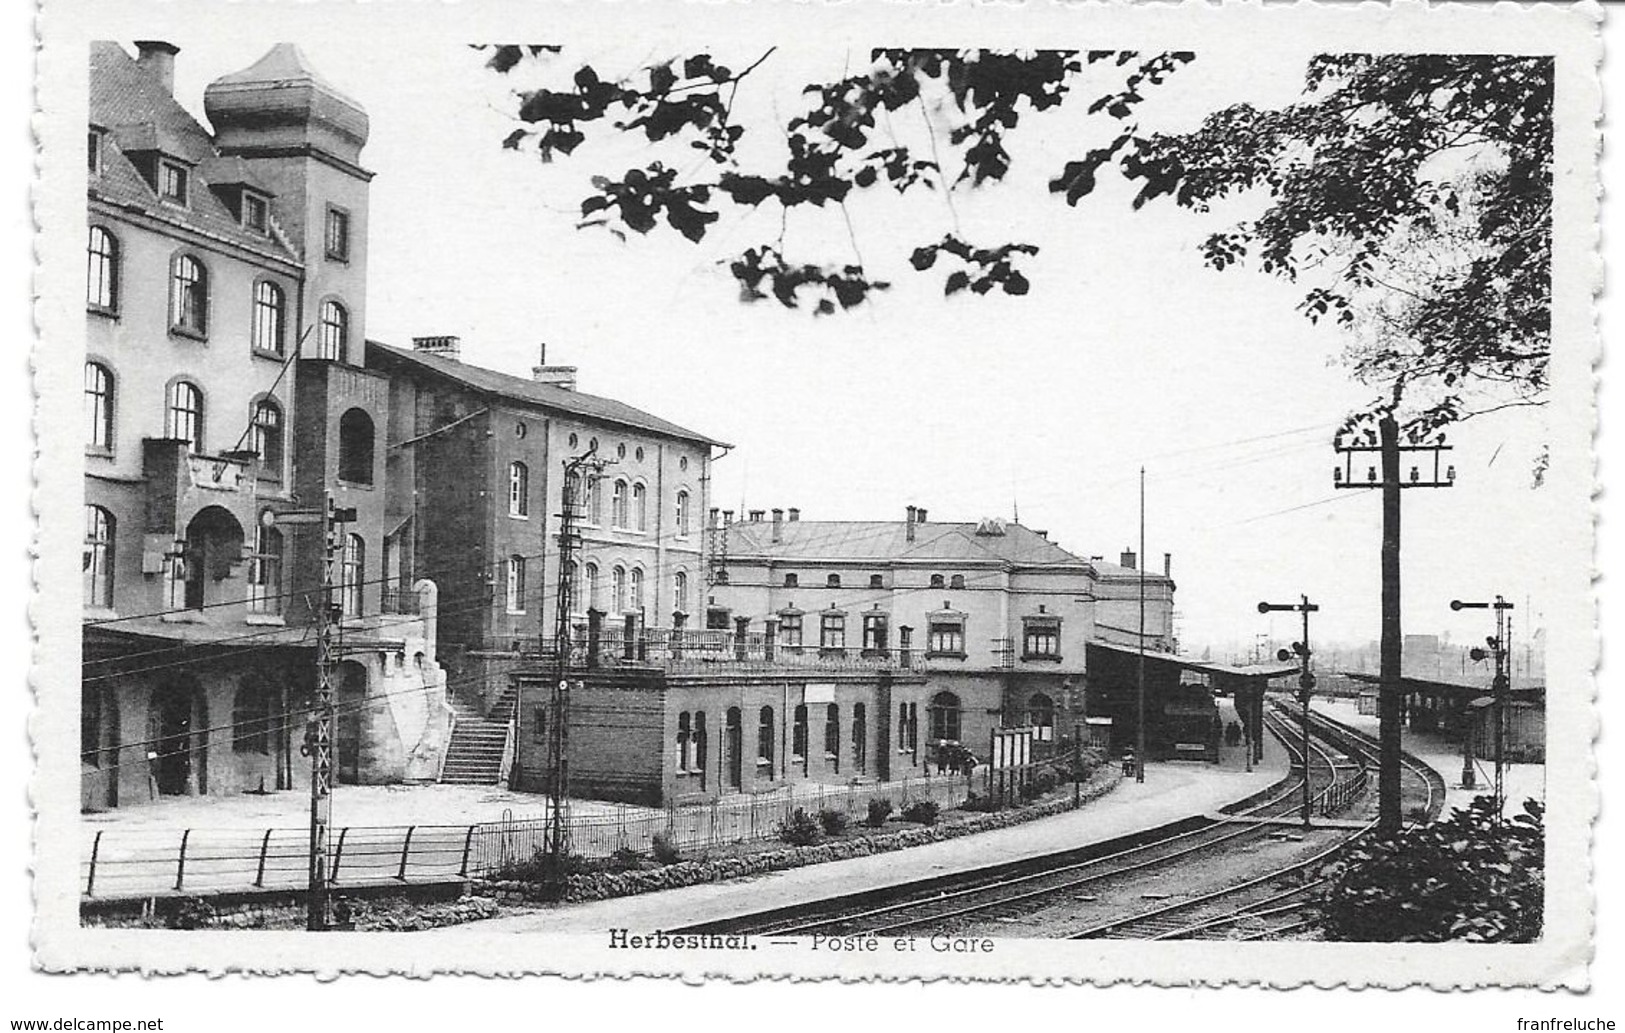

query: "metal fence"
xmin=511 ymin=631 xmax=932 ymax=674
xmin=80 ymin=762 xmax=1065 ymax=900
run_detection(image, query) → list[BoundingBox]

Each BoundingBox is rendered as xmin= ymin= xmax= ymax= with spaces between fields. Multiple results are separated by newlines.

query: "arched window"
xmin=758 ymin=706 xmax=775 ymax=767
xmin=612 ymin=565 xmax=627 ymax=613
xmin=632 ymin=483 xmax=647 ymax=531
xmin=629 ymin=567 xmax=644 ymax=612
xmin=340 ymin=533 xmax=364 ymax=617
xmin=693 ymin=712 xmax=707 ymax=786
xmin=166 ymin=381 xmax=203 ymax=452
xmin=169 ymin=254 xmax=208 ymax=334
xmin=83 ymin=504 xmax=114 ymax=609
xmin=506 ymin=555 xmax=526 ymax=613
xmin=792 ymin=704 xmax=809 ymax=762
xmin=84 ymin=362 xmax=113 ymax=450
xmin=318 ymin=300 xmax=349 ymax=362
xmin=247 ymin=524 xmax=283 ymax=615
xmin=673 ymin=571 xmax=688 ymax=614
xmin=824 ymin=703 xmax=840 ymax=763
xmin=950 ymin=574 xmax=966 ymax=590
xmin=584 ymin=562 xmax=599 ymax=611
xmin=929 ymin=691 xmax=962 ymax=743
xmin=233 ymin=676 xmax=274 ymax=755
xmin=508 ymin=461 xmax=529 ymax=517
xmin=252 ymin=281 xmax=285 ymax=355
xmin=338 ymin=408 xmax=374 ymax=484
xmin=86 ymin=226 xmax=119 ymax=312
xmin=675 ymin=490 xmax=690 ymax=536
xmin=611 ymin=480 xmax=628 ymax=528
xmin=827 ymin=573 xmax=841 ymax=589
xmin=930 ymin=574 xmax=945 ymax=588
xmin=677 ymin=711 xmax=692 ymax=771
xmin=251 ymin=398 xmax=282 ymax=475
xmin=784 ymin=573 xmax=799 ymax=588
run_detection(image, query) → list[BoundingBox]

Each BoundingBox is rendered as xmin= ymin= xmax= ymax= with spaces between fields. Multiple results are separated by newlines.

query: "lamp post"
xmin=1259 ymin=596 xmax=1318 ymax=829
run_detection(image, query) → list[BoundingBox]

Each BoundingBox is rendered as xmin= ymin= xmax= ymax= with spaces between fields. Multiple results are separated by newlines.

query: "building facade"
xmin=82 ymin=41 xmax=448 ymax=809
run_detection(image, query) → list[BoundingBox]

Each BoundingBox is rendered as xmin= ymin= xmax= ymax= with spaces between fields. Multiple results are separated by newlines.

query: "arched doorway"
xmin=180 ymin=506 xmax=245 ymax=612
xmin=336 ymin=662 xmax=367 ymax=785
xmin=149 ymin=675 xmax=207 ymax=796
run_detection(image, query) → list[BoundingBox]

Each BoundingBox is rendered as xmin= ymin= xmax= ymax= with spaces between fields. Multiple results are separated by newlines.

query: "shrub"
xmin=864 ymin=797 xmax=894 ymax=828
xmin=959 ymin=793 xmax=1001 ymax=813
xmin=776 ymin=807 xmax=824 ymax=846
xmin=818 ymin=808 xmax=850 ymax=836
xmin=650 ymin=831 xmax=682 ymax=865
xmin=1034 ymin=770 xmax=1059 ymax=795
xmin=900 ymin=800 xmax=941 ymax=826
xmin=491 ymin=846 xmax=588 ymax=889
xmin=1019 ymin=780 xmax=1041 ymax=801
xmin=1318 ymin=796 xmax=1543 ymax=942
xmin=609 ymin=846 xmax=647 ymax=871
xmin=166 ymin=897 xmax=217 ymax=930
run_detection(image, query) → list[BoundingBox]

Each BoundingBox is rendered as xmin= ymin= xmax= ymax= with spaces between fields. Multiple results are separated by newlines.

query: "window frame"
xmin=779 ymin=611 xmax=804 ymax=651
xmin=675 ymin=490 xmax=690 ymax=537
xmin=86 ymin=225 xmax=119 ymax=315
xmin=250 ymin=397 xmax=283 ymax=480
xmin=632 ymin=482 xmax=648 ymax=532
xmin=611 ymin=479 xmax=628 ymax=529
xmin=819 ymin=611 xmax=847 ymax=655
xmin=1022 ymin=617 xmax=1063 ymax=661
xmin=168 ymin=253 xmax=209 ymax=338
xmin=861 ymin=612 xmax=889 ymax=655
xmin=166 ymin=380 xmax=204 ymax=453
xmin=928 ymin=691 xmax=963 ymax=743
xmin=317 ymin=299 xmax=349 ymax=363
xmin=83 ymin=504 xmax=115 ymax=610
xmin=159 ymin=160 xmax=189 ymax=207
xmin=324 ymin=204 xmax=352 ymax=262
xmin=84 ymin=361 xmax=114 ymax=453
xmin=340 ymin=533 xmax=365 ymax=618
xmin=926 ymin=617 xmax=967 ymax=659
xmin=247 ymin=523 xmax=284 ymax=616
xmin=508 ymin=461 xmax=530 ymax=518
xmin=757 ymin=706 xmax=775 ymax=768
xmin=251 ymin=280 xmax=286 ymax=357
xmin=506 ymin=554 xmax=527 ymax=614
xmin=242 ymin=191 xmax=269 ymax=233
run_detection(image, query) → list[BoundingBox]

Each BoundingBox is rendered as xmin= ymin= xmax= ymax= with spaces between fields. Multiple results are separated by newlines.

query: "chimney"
xmin=906 ymin=509 xmax=916 ymax=543
xmin=748 ymin=509 xmax=765 ymax=522
xmin=722 ymin=509 xmax=734 ymax=526
xmin=787 ymin=507 xmax=800 ymax=522
xmin=771 ymin=508 xmax=784 ymax=542
xmin=1035 ymin=530 xmax=1048 ymax=539
xmin=1163 ymin=552 xmax=1172 ymax=577
xmin=1120 ymin=548 xmax=1137 ymax=570
xmin=906 ymin=505 xmax=917 ymax=525
xmin=531 ymin=343 xmax=578 ymax=391
xmin=135 ymin=41 xmax=179 ymax=95
xmin=708 ymin=507 xmax=720 ymax=528
xmin=413 ymin=335 xmax=461 ymax=362
xmin=916 ymin=507 xmax=928 ymax=523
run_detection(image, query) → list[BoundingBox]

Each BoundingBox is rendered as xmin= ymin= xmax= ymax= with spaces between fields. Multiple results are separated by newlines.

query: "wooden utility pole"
xmin=1334 ymin=415 xmax=1452 ymax=833
xmin=1135 ymin=466 xmax=1146 ymax=783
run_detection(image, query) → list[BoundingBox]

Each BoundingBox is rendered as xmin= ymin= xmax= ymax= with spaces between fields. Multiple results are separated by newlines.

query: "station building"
xmin=82 ymin=41 xmax=448 ymax=809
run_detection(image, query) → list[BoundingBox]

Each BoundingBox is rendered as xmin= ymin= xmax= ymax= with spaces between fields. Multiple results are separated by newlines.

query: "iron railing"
xmin=512 ymin=629 xmax=930 ymax=674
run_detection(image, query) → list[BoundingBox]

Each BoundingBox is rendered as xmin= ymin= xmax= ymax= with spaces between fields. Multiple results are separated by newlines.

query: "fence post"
xmin=330 ymin=827 xmax=349 ymax=884
xmin=460 ymin=825 xmax=476 ymax=878
xmin=397 ymin=826 xmax=416 ymax=881
xmin=254 ymin=828 xmax=273 ymax=887
xmin=174 ymin=829 xmax=190 ymax=892
xmin=86 ymin=830 xmax=103 ymax=897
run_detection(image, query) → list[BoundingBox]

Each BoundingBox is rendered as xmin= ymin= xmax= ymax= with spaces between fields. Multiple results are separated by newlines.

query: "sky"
xmin=159 ymin=37 xmax=1568 ymax=662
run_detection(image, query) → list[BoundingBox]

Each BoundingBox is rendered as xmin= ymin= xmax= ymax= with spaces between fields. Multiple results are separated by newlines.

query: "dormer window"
xmin=159 ymin=161 xmax=188 ymax=206
xmin=242 ymin=193 xmax=268 ymax=233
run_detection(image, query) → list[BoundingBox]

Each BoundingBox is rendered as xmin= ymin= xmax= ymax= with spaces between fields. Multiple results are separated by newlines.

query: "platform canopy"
xmin=1345 ymin=671 xmax=1545 ymax=703
xmin=1087 ymin=640 xmax=1299 ymax=680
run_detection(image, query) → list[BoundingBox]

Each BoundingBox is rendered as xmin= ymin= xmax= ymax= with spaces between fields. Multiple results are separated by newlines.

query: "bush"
xmin=1034 ymin=770 xmax=1059 ymax=795
xmin=609 ymin=846 xmax=647 ymax=871
xmin=900 ymin=800 xmax=941 ymax=826
xmin=1317 ymin=796 xmax=1543 ymax=942
xmin=776 ymin=807 xmax=824 ymax=846
xmin=818 ymin=808 xmax=850 ymax=836
xmin=959 ymin=793 xmax=1001 ymax=813
xmin=864 ymin=797 xmax=894 ymax=828
xmin=1019 ymin=780 xmax=1041 ymax=801
xmin=650 ymin=831 xmax=682 ymax=865
xmin=491 ymin=846 xmax=588 ymax=889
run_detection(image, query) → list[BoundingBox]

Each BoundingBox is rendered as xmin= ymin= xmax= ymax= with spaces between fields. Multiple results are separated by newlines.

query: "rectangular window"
xmin=243 ymin=193 xmax=268 ymax=232
xmin=87 ymin=130 xmax=101 ymax=175
xmin=325 ymin=206 xmax=351 ymax=261
xmin=532 ymin=705 xmax=547 ymax=744
xmin=779 ymin=613 xmax=803 ymax=650
xmin=159 ymin=161 xmax=188 ymax=205
xmin=927 ymin=620 xmax=965 ymax=657
xmin=862 ymin=614 xmax=888 ymax=654
xmin=506 ymin=556 xmax=526 ymax=614
xmin=820 ymin=613 xmax=846 ymax=653
xmin=1023 ymin=620 xmax=1062 ymax=660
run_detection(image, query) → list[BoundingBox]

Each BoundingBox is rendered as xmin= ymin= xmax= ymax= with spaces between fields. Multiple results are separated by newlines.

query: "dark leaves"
xmin=728 ymin=246 xmax=889 ymax=313
xmin=910 ymin=235 xmax=1040 ymax=297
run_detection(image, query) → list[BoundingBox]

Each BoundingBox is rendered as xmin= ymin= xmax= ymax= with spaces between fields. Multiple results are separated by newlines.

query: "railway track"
xmin=678 ymin=709 xmax=1376 ymax=939
xmin=1069 ymin=704 xmax=1447 ymax=941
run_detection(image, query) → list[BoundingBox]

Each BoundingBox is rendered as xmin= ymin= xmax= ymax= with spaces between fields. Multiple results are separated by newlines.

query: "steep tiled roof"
xmin=725 ymin=519 xmax=1091 ymax=568
xmin=366 ymin=340 xmax=727 ymax=448
xmin=88 ymin=41 xmax=298 ymax=263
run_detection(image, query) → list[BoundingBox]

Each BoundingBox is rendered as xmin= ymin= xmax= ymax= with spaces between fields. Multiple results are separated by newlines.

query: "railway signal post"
xmin=1259 ymin=596 xmax=1318 ymax=829
xmin=1451 ymin=596 xmax=1514 ymax=821
xmin=1334 ymin=415 xmax=1453 ymax=833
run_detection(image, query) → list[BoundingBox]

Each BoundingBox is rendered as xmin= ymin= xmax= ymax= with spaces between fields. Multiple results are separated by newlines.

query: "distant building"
xmin=82 ymin=42 xmax=447 ymax=809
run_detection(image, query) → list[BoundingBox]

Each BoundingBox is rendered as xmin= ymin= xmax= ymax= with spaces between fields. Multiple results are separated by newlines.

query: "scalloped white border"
xmin=28 ymin=0 xmax=1601 ymax=987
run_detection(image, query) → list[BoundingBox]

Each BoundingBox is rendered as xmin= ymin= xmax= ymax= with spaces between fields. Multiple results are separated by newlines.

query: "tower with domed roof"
xmin=205 ymin=44 xmax=372 ymax=367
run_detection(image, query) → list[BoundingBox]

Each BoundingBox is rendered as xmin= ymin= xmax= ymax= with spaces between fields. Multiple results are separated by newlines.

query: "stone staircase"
xmin=440 ymin=686 xmax=515 ymax=786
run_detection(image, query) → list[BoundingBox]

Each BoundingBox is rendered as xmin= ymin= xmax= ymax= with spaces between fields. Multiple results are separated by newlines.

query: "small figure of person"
xmin=1121 ymin=748 xmax=1137 ymax=777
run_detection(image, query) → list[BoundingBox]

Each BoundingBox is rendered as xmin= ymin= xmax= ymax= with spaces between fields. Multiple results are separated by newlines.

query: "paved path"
xmin=431 ymin=739 xmax=1290 ymax=936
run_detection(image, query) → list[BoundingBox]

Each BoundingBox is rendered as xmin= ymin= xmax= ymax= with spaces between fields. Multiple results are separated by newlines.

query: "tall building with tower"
xmin=82 ymin=41 xmax=448 ymax=810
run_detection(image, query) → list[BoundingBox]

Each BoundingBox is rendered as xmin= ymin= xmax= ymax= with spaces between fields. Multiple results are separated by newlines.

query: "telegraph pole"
xmin=544 ymin=448 xmax=604 ymax=881
xmin=1451 ymin=596 xmax=1514 ymax=820
xmin=295 ymin=496 xmax=355 ymax=931
xmin=1259 ymin=596 xmax=1318 ymax=829
xmin=1135 ymin=466 xmax=1146 ymax=783
xmin=1334 ymin=415 xmax=1453 ymax=833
